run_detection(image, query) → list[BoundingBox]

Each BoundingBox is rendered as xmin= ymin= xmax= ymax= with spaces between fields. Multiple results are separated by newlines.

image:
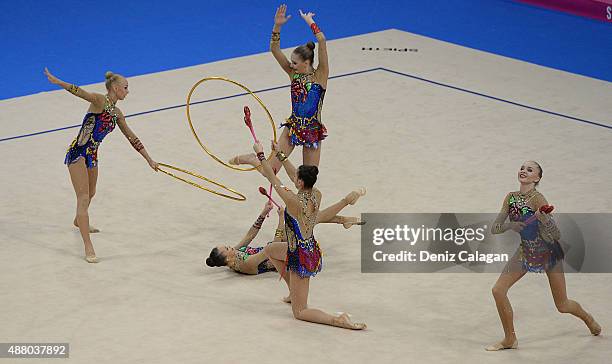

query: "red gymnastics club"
xmin=525 ymin=205 xmax=555 ymax=225
xmin=243 ymin=106 xmax=259 ymax=143
xmin=259 ymin=186 xmax=281 ymax=209
xmin=265 ymin=168 xmax=277 ymax=217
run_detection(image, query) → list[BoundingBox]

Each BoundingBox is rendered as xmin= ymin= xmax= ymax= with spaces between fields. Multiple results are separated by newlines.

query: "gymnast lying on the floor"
xmin=205 ymin=188 xmax=365 ymax=275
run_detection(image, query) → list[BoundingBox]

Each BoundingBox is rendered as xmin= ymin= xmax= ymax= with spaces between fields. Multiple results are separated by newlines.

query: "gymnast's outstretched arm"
xmin=270 ymin=5 xmax=293 ymax=76
xmin=272 ymin=141 xmax=297 ymax=184
xmin=44 ymin=67 xmax=104 ymax=106
xmin=299 ymin=10 xmax=328 ymax=87
xmin=237 ymin=205 xmax=283 ymax=274
xmin=234 ymin=201 xmax=274 ymax=249
xmin=253 ymin=142 xmax=300 ymax=216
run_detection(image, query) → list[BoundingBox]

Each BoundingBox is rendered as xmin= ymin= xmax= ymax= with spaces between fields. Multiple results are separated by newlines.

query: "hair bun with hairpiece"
xmin=105 ymin=71 xmax=114 ymax=80
xmin=306 ymin=41 xmax=315 ymax=50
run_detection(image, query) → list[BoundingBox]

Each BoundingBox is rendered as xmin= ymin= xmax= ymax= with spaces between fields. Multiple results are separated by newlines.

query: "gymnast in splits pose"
xmin=206 ymin=186 xmax=365 ymax=275
xmin=486 ymin=161 xmax=601 ymax=351
xmin=230 ymin=140 xmax=366 ymax=329
xmin=45 ymin=68 xmax=159 ymax=263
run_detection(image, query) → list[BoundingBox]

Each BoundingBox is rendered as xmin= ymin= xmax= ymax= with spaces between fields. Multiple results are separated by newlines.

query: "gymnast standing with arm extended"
xmin=45 ymin=68 xmax=158 ymax=263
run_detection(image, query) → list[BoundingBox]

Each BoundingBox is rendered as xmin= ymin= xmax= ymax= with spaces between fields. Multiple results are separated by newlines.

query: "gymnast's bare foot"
xmin=341 ymin=216 xmax=366 ymax=229
xmin=85 ymin=255 xmax=99 ymax=263
xmin=332 ymin=312 xmax=366 ymax=330
xmin=229 ymin=153 xmax=259 ymax=167
xmin=344 ymin=188 xmax=367 ymax=205
xmin=485 ymin=337 xmax=518 ymax=351
xmin=74 ymin=219 xmax=100 ymax=233
xmin=586 ymin=313 xmax=602 ymax=336
xmin=84 ymin=244 xmax=98 ymax=264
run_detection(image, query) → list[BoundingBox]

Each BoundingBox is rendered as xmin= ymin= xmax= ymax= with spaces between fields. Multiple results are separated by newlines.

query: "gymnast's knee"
xmin=76 ymin=194 xmax=90 ymax=211
xmin=492 ymin=285 xmax=507 ymax=299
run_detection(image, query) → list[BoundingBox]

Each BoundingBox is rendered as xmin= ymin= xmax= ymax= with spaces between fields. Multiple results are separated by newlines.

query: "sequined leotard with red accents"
xmin=281 ymin=72 xmax=327 ymax=148
xmin=283 ymin=188 xmax=323 ymax=277
xmin=501 ymin=190 xmax=564 ymax=273
xmin=64 ymin=96 xmax=117 ymax=169
xmin=229 ymin=246 xmax=276 ymax=275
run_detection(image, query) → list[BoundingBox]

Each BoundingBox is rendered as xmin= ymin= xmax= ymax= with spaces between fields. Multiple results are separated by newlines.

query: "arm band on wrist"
xmin=68 ymin=84 xmax=80 ymax=95
xmin=276 ymin=151 xmax=288 ymax=162
xmin=253 ymin=215 xmax=265 ymax=229
xmin=257 ymin=152 xmax=266 ymax=161
xmin=271 ymin=32 xmax=280 ymax=43
xmin=492 ymin=223 xmax=504 ymax=234
xmin=129 ymin=137 xmax=144 ymax=152
xmin=310 ymin=23 xmax=321 ymax=35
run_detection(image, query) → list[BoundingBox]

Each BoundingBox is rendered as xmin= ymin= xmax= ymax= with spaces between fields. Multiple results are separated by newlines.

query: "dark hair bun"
xmin=297 ymin=165 xmax=318 ymax=188
xmin=205 ymin=248 xmax=227 ymax=267
xmin=306 ymin=41 xmax=315 ymax=50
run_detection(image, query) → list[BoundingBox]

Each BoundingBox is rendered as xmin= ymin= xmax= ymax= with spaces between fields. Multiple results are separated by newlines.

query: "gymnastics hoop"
xmin=186 ymin=77 xmax=277 ymax=172
xmin=157 ymin=163 xmax=246 ymax=201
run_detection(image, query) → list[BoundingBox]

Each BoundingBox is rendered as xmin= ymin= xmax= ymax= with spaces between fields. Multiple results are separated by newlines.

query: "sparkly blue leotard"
xmin=506 ymin=190 xmax=564 ymax=273
xmin=281 ymin=72 xmax=327 ymax=148
xmin=64 ymin=96 xmax=117 ymax=169
xmin=283 ymin=189 xmax=322 ymax=278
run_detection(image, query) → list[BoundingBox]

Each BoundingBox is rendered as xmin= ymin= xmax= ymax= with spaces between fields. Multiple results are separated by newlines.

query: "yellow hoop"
xmin=157 ymin=163 xmax=246 ymax=201
xmin=186 ymin=76 xmax=277 ymax=172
